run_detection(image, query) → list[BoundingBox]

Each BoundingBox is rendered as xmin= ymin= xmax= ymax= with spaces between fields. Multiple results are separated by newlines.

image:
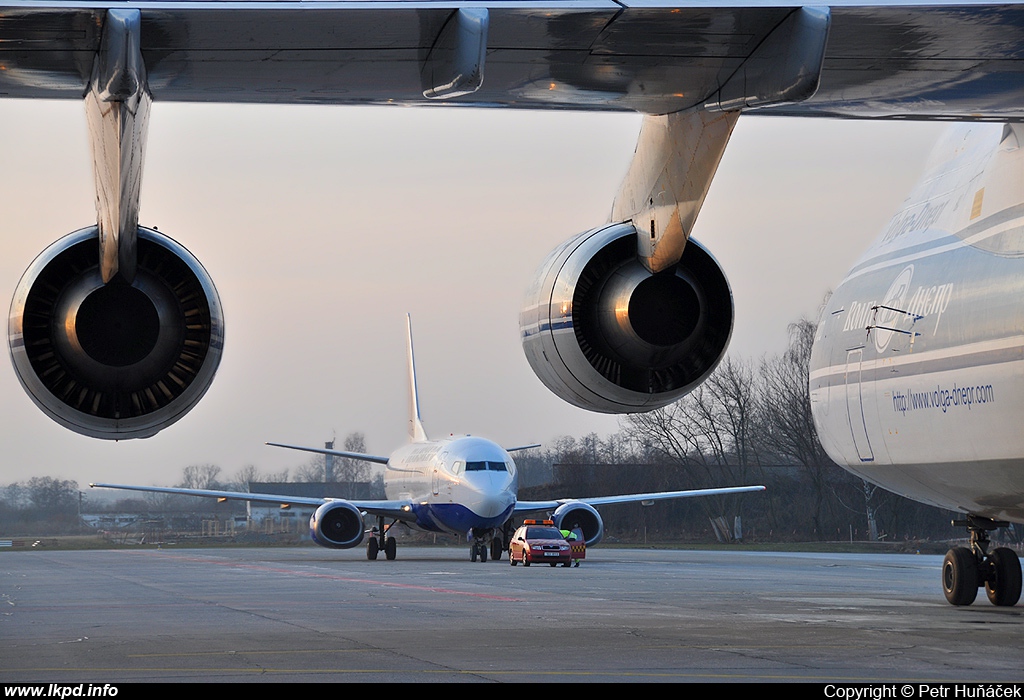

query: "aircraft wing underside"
xmin=2 ymin=2 xmax=1024 ymax=119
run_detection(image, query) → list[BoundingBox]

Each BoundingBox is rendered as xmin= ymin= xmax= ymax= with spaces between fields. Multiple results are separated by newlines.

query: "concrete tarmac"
xmin=1 ymin=546 xmax=1022 ymax=683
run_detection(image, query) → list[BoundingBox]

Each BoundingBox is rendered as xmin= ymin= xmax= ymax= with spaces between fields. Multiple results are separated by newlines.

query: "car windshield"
xmin=525 ymin=527 xmax=564 ymax=540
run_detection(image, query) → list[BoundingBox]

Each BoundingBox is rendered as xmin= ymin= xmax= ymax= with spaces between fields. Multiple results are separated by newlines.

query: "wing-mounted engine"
xmin=552 ymin=501 xmax=603 ymax=547
xmin=309 ymin=501 xmax=366 ymax=549
xmin=8 ymin=226 xmax=224 ymax=439
xmin=521 ymin=223 xmax=733 ymax=413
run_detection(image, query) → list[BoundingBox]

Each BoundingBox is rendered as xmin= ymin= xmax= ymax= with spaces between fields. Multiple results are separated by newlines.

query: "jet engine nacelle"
xmin=521 ymin=223 xmax=733 ymax=413
xmin=309 ymin=501 xmax=366 ymax=549
xmin=8 ymin=227 xmax=224 ymax=439
xmin=552 ymin=501 xmax=603 ymax=547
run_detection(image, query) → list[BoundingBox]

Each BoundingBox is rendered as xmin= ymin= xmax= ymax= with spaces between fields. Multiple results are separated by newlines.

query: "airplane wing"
xmin=504 ymin=444 xmax=542 ymax=453
xmin=8 ymin=2 xmax=1024 ymax=441
xmin=265 ymin=442 xmax=391 ymax=465
xmin=0 ymin=2 xmax=1023 ymax=119
xmin=514 ymin=484 xmax=766 ymax=513
xmin=89 ymin=482 xmax=415 ymax=521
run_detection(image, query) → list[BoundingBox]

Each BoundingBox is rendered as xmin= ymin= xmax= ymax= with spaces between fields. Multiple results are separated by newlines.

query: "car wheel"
xmin=509 ymin=549 xmax=517 ymax=566
xmin=522 ymin=551 xmax=530 ymax=567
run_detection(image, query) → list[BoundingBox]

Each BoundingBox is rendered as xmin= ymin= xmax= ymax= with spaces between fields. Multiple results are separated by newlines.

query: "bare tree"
xmin=757 ymin=319 xmax=832 ymax=535
xmin=756 ymin=318 xmax=873 ymax=539
xmin=233 ymin=464 xmax=260 ymax=489
xmin=757 ymin=321 xmax=822 ymax=464
xmin=293 ymin=432 xmax=372 ymax=483
xmin=2 ymin=483 xmax=27 ymax=508
xmin=230 ymin=464 xmax=289 ymax=490
xmin=0 ymin=477 xmax=81 ymax=534
xmin=26 ymin=476 xmax=79 ymax=513
xmin=293 ymin=456 xmax=325 ymax=483
xmin=334 ymin=432 xmax=371 ymax=483
xmin=178 ymin=464 xmax=222 ymax=490
xmin=624 ymin=356 xmax=764 ymax=539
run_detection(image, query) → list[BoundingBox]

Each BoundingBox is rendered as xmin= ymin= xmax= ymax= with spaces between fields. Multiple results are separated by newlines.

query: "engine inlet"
xmin=9 ymin=226 xmax=224 ymax=439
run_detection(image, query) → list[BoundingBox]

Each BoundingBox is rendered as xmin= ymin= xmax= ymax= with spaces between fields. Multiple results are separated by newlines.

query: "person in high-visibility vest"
xmin=570 ymin=525 xmax=585 ymax=567
xmin=560 ymin=526 xmax=584 ymax=567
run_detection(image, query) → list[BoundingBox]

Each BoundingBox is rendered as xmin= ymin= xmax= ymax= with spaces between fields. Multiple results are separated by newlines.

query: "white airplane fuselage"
xmin=810 ymin=123 xmax=1024 ymax=524
xmin=384 ymin=435 xmax=518 ymax=535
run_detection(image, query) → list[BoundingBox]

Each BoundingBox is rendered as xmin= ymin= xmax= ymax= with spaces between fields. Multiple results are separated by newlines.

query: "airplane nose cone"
xmin=464 ymin=472 xmax=515 ymax=518
xmin=477 ymin=490 xmax=515 ymax=518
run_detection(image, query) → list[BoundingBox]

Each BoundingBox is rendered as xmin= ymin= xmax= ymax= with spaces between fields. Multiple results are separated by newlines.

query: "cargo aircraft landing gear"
xmin=942 ymin=515 xmax=1021 ymax=606
xmin=367 ymin=516 xmax=398 ymax=561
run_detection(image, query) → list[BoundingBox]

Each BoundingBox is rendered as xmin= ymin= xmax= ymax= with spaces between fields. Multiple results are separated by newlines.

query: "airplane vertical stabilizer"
xmin=406 ymin=314 xmax=428 ymax=442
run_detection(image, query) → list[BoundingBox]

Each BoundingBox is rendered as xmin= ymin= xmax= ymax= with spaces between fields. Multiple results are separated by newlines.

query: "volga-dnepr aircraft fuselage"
xmin=811 ymin=123 xmax=1024 ymax=606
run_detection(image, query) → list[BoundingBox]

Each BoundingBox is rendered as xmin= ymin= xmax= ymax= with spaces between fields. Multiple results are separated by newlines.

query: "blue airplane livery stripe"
xmin=411 ymin=502 xmax=516 ymax=534
xmin=520 ymin=318 xmax=574 ymax=339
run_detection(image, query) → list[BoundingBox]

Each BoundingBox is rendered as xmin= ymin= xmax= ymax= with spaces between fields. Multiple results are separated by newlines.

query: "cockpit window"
xmin=465 ymin=461 xmax=508 ymax=472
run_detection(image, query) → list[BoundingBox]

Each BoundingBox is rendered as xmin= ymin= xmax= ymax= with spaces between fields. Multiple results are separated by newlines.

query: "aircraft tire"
xmin=480 ymin=545 xmax=487 ymax=563
xmin=490 ymin=537 xmax=503 ymax=561
xmin=943 ymin=547 xmax=979 ymax=606
xmin=367 ymin=538 xmax=379 ymax=561
xmin=471 ymin=546 xmax=477 ymax=562
xmin=385 ymin=536 xmax=397 ymax=561
xmin=985 ymin=548 xmax=1022 ymax=607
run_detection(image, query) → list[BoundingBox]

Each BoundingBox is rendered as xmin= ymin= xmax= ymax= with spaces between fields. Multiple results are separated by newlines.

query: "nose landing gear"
xmin=469 ymin=529 xmax=505 ymax=562
xmin=470 ymin=538 xmax=488 ymax=562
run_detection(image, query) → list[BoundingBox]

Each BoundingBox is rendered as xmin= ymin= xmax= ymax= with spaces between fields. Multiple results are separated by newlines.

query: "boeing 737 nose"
xmin=460 ymin=470 xmax=516 ymax=519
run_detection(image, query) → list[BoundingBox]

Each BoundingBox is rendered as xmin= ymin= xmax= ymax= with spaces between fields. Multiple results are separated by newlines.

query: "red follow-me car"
xmin=509 ymin=520 xmax=573 ymax=567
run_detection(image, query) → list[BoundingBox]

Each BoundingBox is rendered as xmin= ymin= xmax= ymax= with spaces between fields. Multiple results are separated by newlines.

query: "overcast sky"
xmin=0 ymin=100 xmax=947 ymax=489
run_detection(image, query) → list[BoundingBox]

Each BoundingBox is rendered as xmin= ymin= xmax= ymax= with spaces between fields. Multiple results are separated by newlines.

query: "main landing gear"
xmin=367 ymin=516 xmax=398 ymax=561
xmin=942 ymin=515 xmax=1021 ymax=606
